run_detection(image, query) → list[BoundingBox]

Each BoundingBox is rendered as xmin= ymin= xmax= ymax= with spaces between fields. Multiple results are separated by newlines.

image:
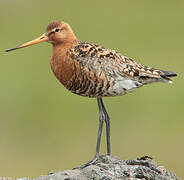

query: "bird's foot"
xmin=73 ymin=155 xmax=99 ymax=169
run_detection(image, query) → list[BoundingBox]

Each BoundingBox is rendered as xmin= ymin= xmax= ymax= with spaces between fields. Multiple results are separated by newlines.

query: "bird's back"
xmin=55 ymin=41 xmax=177 ymax=97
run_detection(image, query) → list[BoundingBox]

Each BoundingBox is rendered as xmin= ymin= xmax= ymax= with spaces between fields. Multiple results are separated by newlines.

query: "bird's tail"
xmin=159 ymin=70 xmax=177 ymax=83
xmin=139 ymin=68 xmax=177 ymax=84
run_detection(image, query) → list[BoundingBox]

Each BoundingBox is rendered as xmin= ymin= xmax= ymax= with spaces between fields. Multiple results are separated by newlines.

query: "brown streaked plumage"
xmin=5 ymin=21 xmax=177 ymax=168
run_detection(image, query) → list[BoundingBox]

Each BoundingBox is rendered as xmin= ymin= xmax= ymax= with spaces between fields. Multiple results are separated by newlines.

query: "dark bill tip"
xmin=5 ymin=46 xmax=20 ymax=52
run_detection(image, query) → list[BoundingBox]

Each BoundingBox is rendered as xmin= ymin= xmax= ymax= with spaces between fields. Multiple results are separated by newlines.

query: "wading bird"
xmin=6 ymin=21 xmax=177 ymax=168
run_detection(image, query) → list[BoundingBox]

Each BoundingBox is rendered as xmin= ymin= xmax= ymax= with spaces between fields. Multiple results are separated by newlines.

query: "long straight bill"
xmin=5 ymin=34 xmax=48 ymax=52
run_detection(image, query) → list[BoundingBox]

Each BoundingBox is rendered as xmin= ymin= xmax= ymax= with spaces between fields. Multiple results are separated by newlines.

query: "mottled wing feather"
xmin=66 ymin=41 xmax=176 ymax=97
xmin=69 ymin=41 xmax=165 ymax=82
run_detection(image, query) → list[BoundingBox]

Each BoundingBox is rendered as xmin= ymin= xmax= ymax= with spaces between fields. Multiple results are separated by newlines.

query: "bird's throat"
xmin=50 ymin=44 xmax=76 ymax=87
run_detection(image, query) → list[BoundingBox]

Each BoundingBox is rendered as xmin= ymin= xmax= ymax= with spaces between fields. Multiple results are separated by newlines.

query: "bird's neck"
xmin=50 ymin=39 xmax=78 ymax=87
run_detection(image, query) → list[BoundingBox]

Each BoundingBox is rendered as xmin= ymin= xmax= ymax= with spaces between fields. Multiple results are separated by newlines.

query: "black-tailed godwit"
xmin=5 ymin=21 xmax=177 ymax=168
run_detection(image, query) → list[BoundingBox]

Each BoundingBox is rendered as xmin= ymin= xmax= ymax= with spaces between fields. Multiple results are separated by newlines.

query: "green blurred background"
xmin=1 ymin=0 xmax=184 ymax=179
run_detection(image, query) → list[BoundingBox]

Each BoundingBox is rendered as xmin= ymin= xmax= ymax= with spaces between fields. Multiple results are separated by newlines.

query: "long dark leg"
xmin=98 ymin=98 xmax=111 ymax=156
xmin=95 ymin=98 xmax=105 ymax=157
xmin=73 ymin=98 xmax=105 ymax=169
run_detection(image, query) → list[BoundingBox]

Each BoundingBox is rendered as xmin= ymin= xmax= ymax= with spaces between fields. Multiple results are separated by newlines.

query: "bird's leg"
xmin=74 ymin=98 xmax=105 ymax=169
xmin=95 ymin=98 xmax=105 ymax=157
xmin=99 ymin=98 xmax=111 ymax=156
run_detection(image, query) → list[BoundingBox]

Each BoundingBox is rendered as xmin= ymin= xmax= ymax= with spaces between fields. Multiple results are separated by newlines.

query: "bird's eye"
xmin=55 ymin=28 xmax=60 ymax=32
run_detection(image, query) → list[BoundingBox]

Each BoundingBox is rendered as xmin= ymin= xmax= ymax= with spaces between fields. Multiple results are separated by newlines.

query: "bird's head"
xmin=5 ymin=21 xmax=77 ymax=52
xmin=46 ymin=21 xmax=76 ymax=45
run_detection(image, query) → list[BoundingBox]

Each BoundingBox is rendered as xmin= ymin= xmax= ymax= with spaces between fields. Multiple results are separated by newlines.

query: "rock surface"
xmin=0 ymin=155 xmax=179 ymax=180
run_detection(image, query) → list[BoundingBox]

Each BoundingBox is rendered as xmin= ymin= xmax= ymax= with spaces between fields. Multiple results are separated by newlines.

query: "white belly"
xmin=108 ymin=76 xmax=142 ymax=96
